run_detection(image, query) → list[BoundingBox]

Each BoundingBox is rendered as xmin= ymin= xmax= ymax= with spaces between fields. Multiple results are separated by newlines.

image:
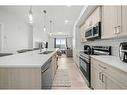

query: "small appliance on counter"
xmin=119 ymin=42 xmax=127 ymax=63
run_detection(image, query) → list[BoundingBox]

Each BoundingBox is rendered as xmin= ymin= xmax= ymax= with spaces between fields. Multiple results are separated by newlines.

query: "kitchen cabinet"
xmin=80 ymin=6 xmax=101 ymax=42
xmin=85 ymin=6 xmax=101 ymax=29
xmin=42 ymin=53 xmax=58 ymax=89
xmin=104 ymin=74 xmax=122 ymax=89
xmin=91 ymin=58 xmax=124 ymax=89
xmin=0 ymin=68 xmax=42 ymax=89
xmin=51 ymin=53 xmax=58 ymax=80
xmin=91 ymin=65 xmax=104 ymax=89
xmin=80 ymin=23 xmax=87 ymax=42
xmin=41 ymin=58 xmax=52 ymax=89
xmin=120 ymin=6 xmax=127 ymax=37
xmin=0 ymin=50 xmax=58 ymax=89
xmin=92 ymin=7 xmax=101 ymax=25
xmin=73 ymin=49 xmax=80 ymax=67
xmin=85 ymin=15 xmax=93 ymax=29
xmin=102 ymin=6 xmax=122 ymax=39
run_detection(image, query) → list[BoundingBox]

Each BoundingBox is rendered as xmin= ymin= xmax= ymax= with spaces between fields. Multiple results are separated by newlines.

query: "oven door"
xmin=79 ymin=56 xmax=90 ymax=86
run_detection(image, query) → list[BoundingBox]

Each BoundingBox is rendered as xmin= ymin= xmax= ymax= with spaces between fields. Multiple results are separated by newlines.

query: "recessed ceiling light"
xmin=65 ymin=20 xmax=69 ymax=24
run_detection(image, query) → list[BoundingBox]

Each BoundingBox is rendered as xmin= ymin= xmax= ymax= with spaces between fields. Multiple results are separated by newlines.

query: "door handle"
xmin=114 ymin=27 xmax=117 ymax=34
xmin=102 ymin=74 xmax=105 ymax=83
xmin=99 ymin=72 xmax=102 ymax=80
xmin=41 ymin=67 xmax=49 ymax=73
xmin=116 ymin=25 xmax=121 ymax=34
xmin=98 ymin=64 xmax=107 ymax=69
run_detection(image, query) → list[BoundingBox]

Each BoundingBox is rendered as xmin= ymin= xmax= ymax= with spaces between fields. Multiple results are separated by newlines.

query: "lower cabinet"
xmin=41 ymin=53 xmax=58 ymax=89
xmin=0 ymin=53 xmax=58 ymax=89
xmin=0 ymin=68 xmax=42 ymax=89
xmin=41 ymin=62 xmax=52 ymax=89
xmin=91 ymin=58 xmax=126 ymax=89
xmin=104 ymin=74 xmax=122 ymax=89
xmin=91 ymin=65 xmax=104 ymax=89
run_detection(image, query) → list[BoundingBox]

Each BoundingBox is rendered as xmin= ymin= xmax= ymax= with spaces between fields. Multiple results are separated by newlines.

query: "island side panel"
xmin=0 ymin=67 xmax=41 ymax=89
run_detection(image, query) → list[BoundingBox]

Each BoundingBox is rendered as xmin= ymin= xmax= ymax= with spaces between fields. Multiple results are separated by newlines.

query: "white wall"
xmin=33 ymin=23 xmax=49 ymax=48
xmin=0 ymin=8 xmax=33 ymax=53
xmin=0 ymin=6 xmax=79 ymax=52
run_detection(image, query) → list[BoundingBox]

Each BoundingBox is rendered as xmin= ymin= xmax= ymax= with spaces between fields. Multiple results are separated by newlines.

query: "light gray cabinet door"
xmin=104 ymin=74 xmax=122 ymax=89
xmin=41 ymin=59 xmax=52 ymax=89
xmin=91 ymin=66 xmax=103 ymax=89
xmin=102 ymin=6 xmax=121 ymax=39
xmin=121 ymin=6 xmax=127 ymax=37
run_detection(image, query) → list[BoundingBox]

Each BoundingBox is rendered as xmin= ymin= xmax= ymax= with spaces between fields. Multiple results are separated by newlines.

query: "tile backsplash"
xmin=82 ymin=36 xmax=127 ymax=57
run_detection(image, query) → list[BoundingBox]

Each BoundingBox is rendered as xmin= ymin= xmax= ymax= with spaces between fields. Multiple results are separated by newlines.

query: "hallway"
xmin=52 ymin=55 xmax=89 ymax=89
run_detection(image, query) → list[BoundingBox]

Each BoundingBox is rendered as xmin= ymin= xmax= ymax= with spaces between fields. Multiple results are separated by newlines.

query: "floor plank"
xmin=52 ymin=55 xmax=89 ymax=89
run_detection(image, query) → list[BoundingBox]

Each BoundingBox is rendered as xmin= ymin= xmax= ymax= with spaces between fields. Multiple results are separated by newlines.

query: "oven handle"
xmin=41 ymin=67 xmax=49 ymax=73
xmin=79 ymin=56 xmax=88 ymax=59
xmin=79 ymin=56 xmax=89 ymax=64
xmin=98 ymin=64 xmax=107 ymax=69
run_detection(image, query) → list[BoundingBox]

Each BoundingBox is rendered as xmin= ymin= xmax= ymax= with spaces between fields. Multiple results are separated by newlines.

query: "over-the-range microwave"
xmin=85 ymin=22 xmax=101 ymax=40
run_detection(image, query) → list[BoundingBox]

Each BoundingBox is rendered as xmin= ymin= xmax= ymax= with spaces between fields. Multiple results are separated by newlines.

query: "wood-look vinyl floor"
xmin=52 ymin=54 xmax=89 ymax=89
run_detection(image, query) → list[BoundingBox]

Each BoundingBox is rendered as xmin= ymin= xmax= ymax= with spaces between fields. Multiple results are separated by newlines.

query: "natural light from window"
xmin=56 ymin=38 xmax=66 ymax=49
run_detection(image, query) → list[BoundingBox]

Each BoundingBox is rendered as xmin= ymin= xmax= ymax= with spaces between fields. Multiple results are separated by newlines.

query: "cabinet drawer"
xmin=91 ymin=58 xmax=107 ymax=72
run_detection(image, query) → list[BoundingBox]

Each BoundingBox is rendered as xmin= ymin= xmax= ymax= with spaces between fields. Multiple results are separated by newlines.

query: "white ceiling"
xmin=0 ymin=6 xmax=83 ymax=34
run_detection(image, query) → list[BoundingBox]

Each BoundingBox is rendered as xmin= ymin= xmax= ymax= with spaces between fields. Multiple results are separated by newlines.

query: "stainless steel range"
xmin=79 ymin=45 xmax=111 ymax=87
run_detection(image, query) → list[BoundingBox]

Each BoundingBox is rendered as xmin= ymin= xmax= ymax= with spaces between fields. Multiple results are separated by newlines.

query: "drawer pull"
xmin=102 ymin=74 xmax=105 ymax=83
xmin=41 ymin=67 xmax=49 ymax=73
xmin=99 ymin=72 xmax=102 ymax=80
xmin=98 ymin=64 xmax=107 ymax=69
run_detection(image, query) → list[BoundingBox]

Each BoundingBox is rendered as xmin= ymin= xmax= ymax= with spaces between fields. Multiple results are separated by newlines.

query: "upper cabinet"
xmin=85 ymin=15 xmax=93 ymax=29
xmin=80 ymin=23 xmax=87 ymax=42
xmin=86 ymin=7 xmax=101 ymax=28
xmin=102 ymin=6 xmax=121 ymax=39
xmin=92 ymin=7 xmax=101 ymax=25
xmin=79 ymin=6 xmax=127 ymax=42
xmin=80 ymin=6 xmax=101 ymax=42
xmin=102 ymin=6 xmax=127 ymax=39
xmin=121 ymin=6 xmax=127 ymax=37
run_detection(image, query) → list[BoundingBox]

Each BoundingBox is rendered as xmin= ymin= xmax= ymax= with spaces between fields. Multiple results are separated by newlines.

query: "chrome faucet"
xmin=39 ymin=41 xmax=47 ymax=52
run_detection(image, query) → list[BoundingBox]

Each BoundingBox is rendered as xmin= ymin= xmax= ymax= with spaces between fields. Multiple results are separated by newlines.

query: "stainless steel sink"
xmin=39 ymin=51 xmax=53 ymax=54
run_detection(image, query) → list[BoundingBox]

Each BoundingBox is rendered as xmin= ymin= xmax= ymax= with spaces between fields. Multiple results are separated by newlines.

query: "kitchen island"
xmin=0 ymin=48 xmax=58 ymax=89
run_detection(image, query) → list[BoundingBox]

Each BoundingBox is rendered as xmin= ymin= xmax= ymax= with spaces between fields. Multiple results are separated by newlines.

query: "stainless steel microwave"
xmin=85 ymin=22 xmax=101 ymax=40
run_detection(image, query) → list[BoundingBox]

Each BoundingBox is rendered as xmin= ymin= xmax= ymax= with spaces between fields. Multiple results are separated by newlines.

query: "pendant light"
xmin=43 ymin=10 xmax=47 ymax=32
xmin=28 ymin=6 xmax=33 ymax=24
xmin=49 ymin=20 xmax=53 ymax=36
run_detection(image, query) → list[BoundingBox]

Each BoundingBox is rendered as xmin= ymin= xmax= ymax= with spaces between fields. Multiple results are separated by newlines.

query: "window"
xmin=55 ymin=38 xmax=66 ymax=49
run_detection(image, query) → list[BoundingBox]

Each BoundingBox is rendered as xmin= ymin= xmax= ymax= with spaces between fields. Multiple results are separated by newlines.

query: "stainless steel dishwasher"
xmin=41 ymin=58 xmax=52 ymax=89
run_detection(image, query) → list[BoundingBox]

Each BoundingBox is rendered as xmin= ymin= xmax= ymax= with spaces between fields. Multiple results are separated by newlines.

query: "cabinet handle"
xmin=98 ymin=64 xmax=107 ymax=69
xmin=41 ymin=67 xmax=49 ymax=73
xmin=99 ymin=72 xmax=102 ymax=80
xmin=117 ymin=25 xmax=121 ymax=34
xmin=114 ymin=27 xmax=117 ymax=34
xmin=102 ymin=74 xmax=105 ymax=83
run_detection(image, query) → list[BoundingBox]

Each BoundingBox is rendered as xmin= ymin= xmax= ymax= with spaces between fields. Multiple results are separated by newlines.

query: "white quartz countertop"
xmin=0 ymin=48 xmax=58 ymax=68
xmin=91 ymin=55 xmax=127 ymax=73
